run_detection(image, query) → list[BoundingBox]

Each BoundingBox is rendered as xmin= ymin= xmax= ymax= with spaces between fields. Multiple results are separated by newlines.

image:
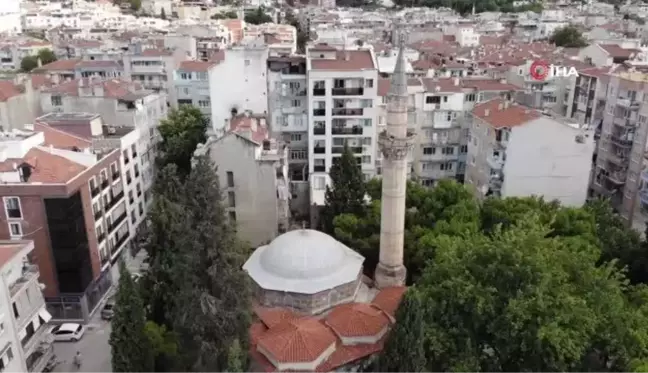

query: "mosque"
xmin=242 ymin=39 xmax=414 ymax=372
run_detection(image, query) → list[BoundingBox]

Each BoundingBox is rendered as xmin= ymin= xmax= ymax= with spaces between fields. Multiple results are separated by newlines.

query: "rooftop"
xmin=310 ymin=50 xmax=375 ymax=71
xmin=472 ymin=98 xmax=540 ymax=129
xmin=37 ymin=112 xmax=100 ymax=123
xmin=102 ymin=125 xmax=134 ymax=138
xmin=0 ymin=241 xmax=32 ymax=269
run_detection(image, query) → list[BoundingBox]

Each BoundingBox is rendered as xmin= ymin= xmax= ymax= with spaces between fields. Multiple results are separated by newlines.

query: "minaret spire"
xmin=375 ymin=27 xmax=415 ymax=289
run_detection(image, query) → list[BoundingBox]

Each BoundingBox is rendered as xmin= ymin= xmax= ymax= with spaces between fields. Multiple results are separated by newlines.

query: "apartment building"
xmin=123 ymin=47 xmax=188 ymax=105
xmin=466 ymin=98 xmax=595 ymax=207
xmin=564 ymin=67 xmax=614 ymax=127
xmin=0 ymin=240 xmax=54 ymax=373
xmin=0 ymin=40 xmax=53 ymax=71
xmin=0 ymin=120 xmax=123 ymax=322
xmin=306 ymin=45 xmax=379 ymax=207
xmin=376 ymin=77 xmax=521 ymax=185
xmin=0 ymin=76 xmax=44 ymax=132
xmin=591 ymin=71 xmax=648 ymax=231
xmin=195 ymin=114 xmax=290 ymax=246
xmin=266 ymin=56 xmax=309 ymax=215
xmin=174 ymin=60 xmax=218 ymax=120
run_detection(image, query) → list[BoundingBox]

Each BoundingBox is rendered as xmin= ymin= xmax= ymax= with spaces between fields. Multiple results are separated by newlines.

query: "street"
xmin=51 ymin=315 xmax=112 ymax=372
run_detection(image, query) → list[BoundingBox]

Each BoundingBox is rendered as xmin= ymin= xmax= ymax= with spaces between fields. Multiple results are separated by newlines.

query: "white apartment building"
xmin=174 ymin=60 xmax=217 ymax=120
xmin=0 ymin=0 xmax=22 ymax=35
xmin=306 ymin=45 xmax=379 ymax=206
xmin=466 ymin=98 xmax=596 ymax=207
xmin=0 ymin=240 xmax=54 ymax=373
xmin=208 ymin=42 xmax=270 ymax=134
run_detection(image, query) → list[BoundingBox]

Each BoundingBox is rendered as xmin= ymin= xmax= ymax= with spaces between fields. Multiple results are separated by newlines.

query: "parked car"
xmin=50 ymin=323 xmax=85 ymax=342
xmin=101 ymin=300 xmax=116 ymax=320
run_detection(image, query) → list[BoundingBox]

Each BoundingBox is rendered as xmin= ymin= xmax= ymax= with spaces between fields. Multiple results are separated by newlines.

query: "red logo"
xmin=530 ymin=60 xmax=550 ymax=81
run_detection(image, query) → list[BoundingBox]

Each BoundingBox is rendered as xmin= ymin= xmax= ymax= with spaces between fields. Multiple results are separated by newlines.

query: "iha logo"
xmin=529 ymin=60 xmax=579 ymax=80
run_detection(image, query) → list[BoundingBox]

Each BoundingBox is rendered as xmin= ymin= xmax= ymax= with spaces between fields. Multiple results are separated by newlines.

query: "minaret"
xmin=375 ymin=33 xmax=415 ymax=289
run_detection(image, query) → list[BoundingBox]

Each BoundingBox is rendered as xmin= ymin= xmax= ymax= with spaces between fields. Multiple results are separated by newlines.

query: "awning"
xmin=38 ymin=309 xmax=52 ymax=324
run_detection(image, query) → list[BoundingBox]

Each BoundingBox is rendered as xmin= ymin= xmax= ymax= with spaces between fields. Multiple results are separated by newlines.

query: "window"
xmin=291 ymin=99 xmax=301 ymax=108
xmin=291 ymin=150 xmax=307 ymax=160
xmin=442 ymin=147 xmax=455 ymax=155
xmin=290 ymin=134 xmax=302 ymax=142
xmin=363 ymin=119 xmax=372 ymax=127
xmin=226 ymin=171 xmax=234 ymax=187
xmin=460 ymin=145 xmax=468 ymax=154
xmin=423 ymin=147 xmax=435 ymax=155
xmin=4 ymin=197 xmax=21 ymax=219
xmin=314 ymin=176 xmax=325 ymax=190
xmin=131 ymin=213 xmax=136 ymax=224
xmin=440 ymin=162 xmax=454 ymax=171
xmin=443 ymin=96 xmax=448 ymax=102
xmin=244 ymin=59 xmax=250 ymax=66
xmin=365 ymin=79 xmax=374 ymax=88
xmin=51 ymin=95 xmax=62 ymax=106
xmin=360 ymin=99 xmax=373 ymax=108
xmin=198 ymin=100 xmax=210 ymax=108
xmin=8 ymin=223 xmax=21 ymax=237
xmin=228 ymin=192 xmax=236 ymax=207
xmin=110 ymin=162 xmax=118 ymax=176
xmin=123 ymin=149 xmax=129 ymax=163
xmin=228 ymin=211 xmax=237 ymax=222
xmin=11 ymin=303 xmax=18 ymax=319
xmin=465 ymin=93 xmax=475 ymax=102
xmin=426 ymin=96 xmax=441 ymax=104
xmin=131 ymin=144 xmax=137 ymax=157
xmin=362 ymin=156 xmax=371 ymax=164
xmin=180 ymin=72 xmax=190 ymax=80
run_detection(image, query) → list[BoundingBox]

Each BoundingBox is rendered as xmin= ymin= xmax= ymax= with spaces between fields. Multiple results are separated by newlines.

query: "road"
xmin=52 ymin=316 xmax=112 ymax=372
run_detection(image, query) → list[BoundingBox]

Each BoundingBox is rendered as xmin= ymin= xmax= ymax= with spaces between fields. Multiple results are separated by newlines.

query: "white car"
xmin=50 ymin=323 xmax=85 ymax=342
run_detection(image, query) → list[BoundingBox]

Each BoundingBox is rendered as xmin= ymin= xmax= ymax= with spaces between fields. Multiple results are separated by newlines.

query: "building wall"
xmin=503 ymin=117 xmax=595 ymax=206
xmin=208 ymin=46 xmax=270 ymax=134
xmin=208 ymin=134 xmax=281 ymax=247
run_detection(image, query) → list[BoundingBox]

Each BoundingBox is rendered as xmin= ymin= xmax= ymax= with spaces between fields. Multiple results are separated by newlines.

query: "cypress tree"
xmin=321 ymin=145 xmax=366 ymax=233
xmin=173 ymin=155 xmax=251 ymax=371
xmin=110 ymin=261 xmax=154 ymax=372
xmin=376 ymin=289 xmax=427 ymax=372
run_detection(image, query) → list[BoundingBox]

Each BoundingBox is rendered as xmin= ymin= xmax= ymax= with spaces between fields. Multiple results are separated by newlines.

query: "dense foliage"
xmin=244 ymin=7 xmax=273 ymax=25
xmin=550 ymin=25 xmax=588 ymax=47
xmin=211 ymin=11 xmax=238 ymax=20
xmin=157 ymin=106 xmax=208 ymax=177
xmin=110 ymin=262 xmax=153 ymax=372
xmin=21 ymin=49 xmax=56 ymax=72
xmin=283 ymin=11 xmax=308 ymax=53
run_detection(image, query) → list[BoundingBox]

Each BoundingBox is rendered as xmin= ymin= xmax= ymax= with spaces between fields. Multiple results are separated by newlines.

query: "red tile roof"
xmin=34 ymin=122 xmax=91 ymax=150
xmin=44 ymin=78 xmax=143 ymax=99
xmin=36 ymin=59 xmax=82 ymax=71
xmin=0 ymin=81 xmax=22 ymax=102
xmin=255 ymin=306 xmax=299 ymax=328
xmin=310 ymin=50 xmax=375 ymax=71
xmin=0 ymin=148 xmax=87 ymax=183
xmin=599 ymin=44 xmax=640 ymax=59
xmin=230 ymin=114 xmax=268 ymax=143
xmin=178 ymin=60 xmax=217 ymax=72
xmin=257 ymin=318 xmax=337 ymax=363
xmin=371 ymin=287 xmax=407 ymax=318
xmin=325 ymin=303 xmax=390 ymax=338
xmin=472 ymin=98 xmax=539 ymax=129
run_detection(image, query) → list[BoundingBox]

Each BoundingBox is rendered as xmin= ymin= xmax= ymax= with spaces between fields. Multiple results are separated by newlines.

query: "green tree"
xmin=284 ymin=11 xmax=308 ymax=52
xmin=140 ymin=164 xmax=193 ymax=327
xmin=244 ymin=7 xmax=272 ymax=25
xmin=160 ymin=8 xmax=166 ymax=19
xmin=394 ymin=216 xmax=648 ymax=371
xmin=144 ymin=321 xmax=179 ymax=372
xmin=226 ymin=339 xmax=245 ymax=372
xmin=172 ymin=156 xmax=251 ymax=371
xmin=321 ymin=145 xmax=367 ymax=234
xmin=212 ymin=11 xmax=238 ymax=19
xmin=157 ymin=105 xmax=208 ymax=177
xmin=110 ymin=261 xmax=154 ymax=372
xmin=130 ymin=0 xmax=142 ymax=11
xmin=21 ymin=48 xmax=57 ymax=72
xmin=376 ymin=290 xmax=427 ymax=371
xmin=549 ymin=25 xmax=588 ymax=47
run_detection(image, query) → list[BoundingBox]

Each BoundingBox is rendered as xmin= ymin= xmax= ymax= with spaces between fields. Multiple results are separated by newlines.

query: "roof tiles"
xmin=472 ymin=98 xmax=540 ymax=129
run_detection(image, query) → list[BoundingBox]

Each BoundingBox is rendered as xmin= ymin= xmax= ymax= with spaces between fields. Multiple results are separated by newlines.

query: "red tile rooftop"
xmin=34 ymin=122 xmax=91 ymax=150
xmin=0 ymin=241 xmax=29 ymax=268
xmin=472 ymin=98 xmax=540 ymax=129
xmin=35 ymin=59 xmax=82 ymax=71
xmin=0 ymin=147 xmax=87 ymax=183
xmin=310 ymin=50 xmax=375 ymax=71
xmin=178 ymin=60 xmax=217 ymax=73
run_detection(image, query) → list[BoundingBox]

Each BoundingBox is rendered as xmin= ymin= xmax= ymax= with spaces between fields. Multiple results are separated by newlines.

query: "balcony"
xmin=332 ymin=87 xmax=364 ymax=96
xmin=486 ymin=155 xmax=504 ymax=170
xmin=605 ymin=151 xmax=628 ymax=166
xmin=106 ymin=191 xmax=125 ymax=210
xmin=100 ymin=179 xmax=109 ymax=190
xmin=94 ymin=210 xmax=102 ymax=221
xmin=332 ymin=108 xmax=363 ymax=116
xmin=617 ymin=98 xmax=640 ymax=109
xmin=109 ymin=212 xmax=127 ymax=232
xmin=313 ymin=127 xmax=326 ymax=135
xmin=314 ymin=147 xmax=325 ymax=154
xmin=605 ymin=171 xmax=626 ymax=185
xmin=312 ymin=88 xmax=325 ymax=96
xmin=97 ymin=232 xmax=106 ymax=243
xmin=9 ymin=264 xmax=39 ymax=298
xmin=609 ymin=134 xmax=633 ymax=148
xmin=111 ymin=171 xmax=120 ymax=180
xmin=112 ymin=233 xmax=129 ymax=256
xmin=332 ymin=126 xmax=363 ymax=135
xmin=332 ymin=146 xmax=362 ymax=154
xmin=22 ymin=315 xmax=52 ymax=355
xmin=26 ymin=342 xmax=54 ymax=373
xmin=314 ymin=165 xmax=326 ymax=172
xmin=90 ymin=187 xmax=99 ymax=198
xmin=313 ymin=109 xmax=325 ymax=116
xmin=101 ymin=255 xmax=109 ymax=268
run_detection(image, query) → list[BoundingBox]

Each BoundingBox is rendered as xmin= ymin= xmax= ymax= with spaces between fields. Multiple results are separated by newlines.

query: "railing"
xmin=313 ymin=109 xmax=325 ymax=116
xmin=312 ymin=88 xmax=325 ymax=96
xmin=605 ymin=151 xmax=628 ymax=166
xmin=109 ymin=212 xmax=127 ymax=232
xmin=609 ymin=134 xmax=633 ymax=148
xmin=113 ymin=234 xmax=129 ymax=255
xmin=314 ymin=165 xmax=326 ymax=172
xmin=9 ymin=264 xmax=38 ymax=297
xmin=313 ymin=127 xmax=325 ymax=135
xmin=332 ymin=87 xmax=364 ymax=96
xmin=314 ymin=147 xmax=325 ymax=154
xmin=332 ymin=108 xmax=363 ymax=116
xmin=486 ymin=155 xmax=504 ymax=170
xmin=605 ymin=171 xmax=626 ymax=185
xmin=332 ymin=146 xmax=362 ymax=154
xmin=332 ymin=126 xmax=363 ymax=135
xmin=617 ymin=98 xmax=640 ymax=109
xmin=106 ymin=192 xmax=124 ymax=210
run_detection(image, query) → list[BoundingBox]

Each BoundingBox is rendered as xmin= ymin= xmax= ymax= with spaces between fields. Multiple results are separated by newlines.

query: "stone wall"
xmin=253 ymin=270 xmax=362 ymax=315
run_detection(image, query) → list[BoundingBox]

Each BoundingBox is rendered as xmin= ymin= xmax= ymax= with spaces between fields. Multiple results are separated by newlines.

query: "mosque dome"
xmin=243 ymin=229 xmax=364 ymax=294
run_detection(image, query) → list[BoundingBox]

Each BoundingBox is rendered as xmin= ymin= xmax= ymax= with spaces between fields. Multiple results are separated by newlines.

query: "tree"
xmin=110 ymin=261 xmax=154 ymax=372
xmin=284 ymin=11 xmax=308 ymax=52
xmin=160 ymin=8 xmax=166 ymax=19
xmin=211 ymin=11 xmax=238 ymax=19
xmin=20 ymin=48 xmax=57 ymax=72
xmin=244 ymin=7 xmax=272 ymax=25
xmin=171 ymin=156 xmax=251 ymax=371
xmin=140 ymin=164 xmax=194 ymax=327
xmin=550 ymin=25 xmax=588 ymax=48
xmin=144 ymin=321 xmax=180 ymax=372
xmin=376 ymin=290 xmax=427 ymax=372
xmin=157 ymin=105 xmax=208 ymax=177
xmin=226 ymin=339 xmax=245 ymax=372
xmin=130 ymin=0 xmax=141 ymax=11
xmin=395 ymin=216 xmax=648 ymax=372
xmin=321 ymin=145 xmax=367 ymax=234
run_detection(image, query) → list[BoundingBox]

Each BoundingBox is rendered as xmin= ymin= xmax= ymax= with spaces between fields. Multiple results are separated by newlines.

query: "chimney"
xmin=12 ymin=162 xmax=17 ymax=170
xmin=499 ymin=78 xmax=507 ymax=84
xmin=504 ymin=101 xmax=510 ymax=109
xmin=453 ymin=77 xmax=460 ymax=86
xmin=37 ymin=58 xmax=42 ymax=68
xmin=484 ymin=109 xmax=490 ymax=116
xmin=344 ymin=51 xmax=350 ymax=61
xmin=497 ymin=103 xmax=503 ymax=110
xmin=51 ymin=74 xmax=60 ymax=85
